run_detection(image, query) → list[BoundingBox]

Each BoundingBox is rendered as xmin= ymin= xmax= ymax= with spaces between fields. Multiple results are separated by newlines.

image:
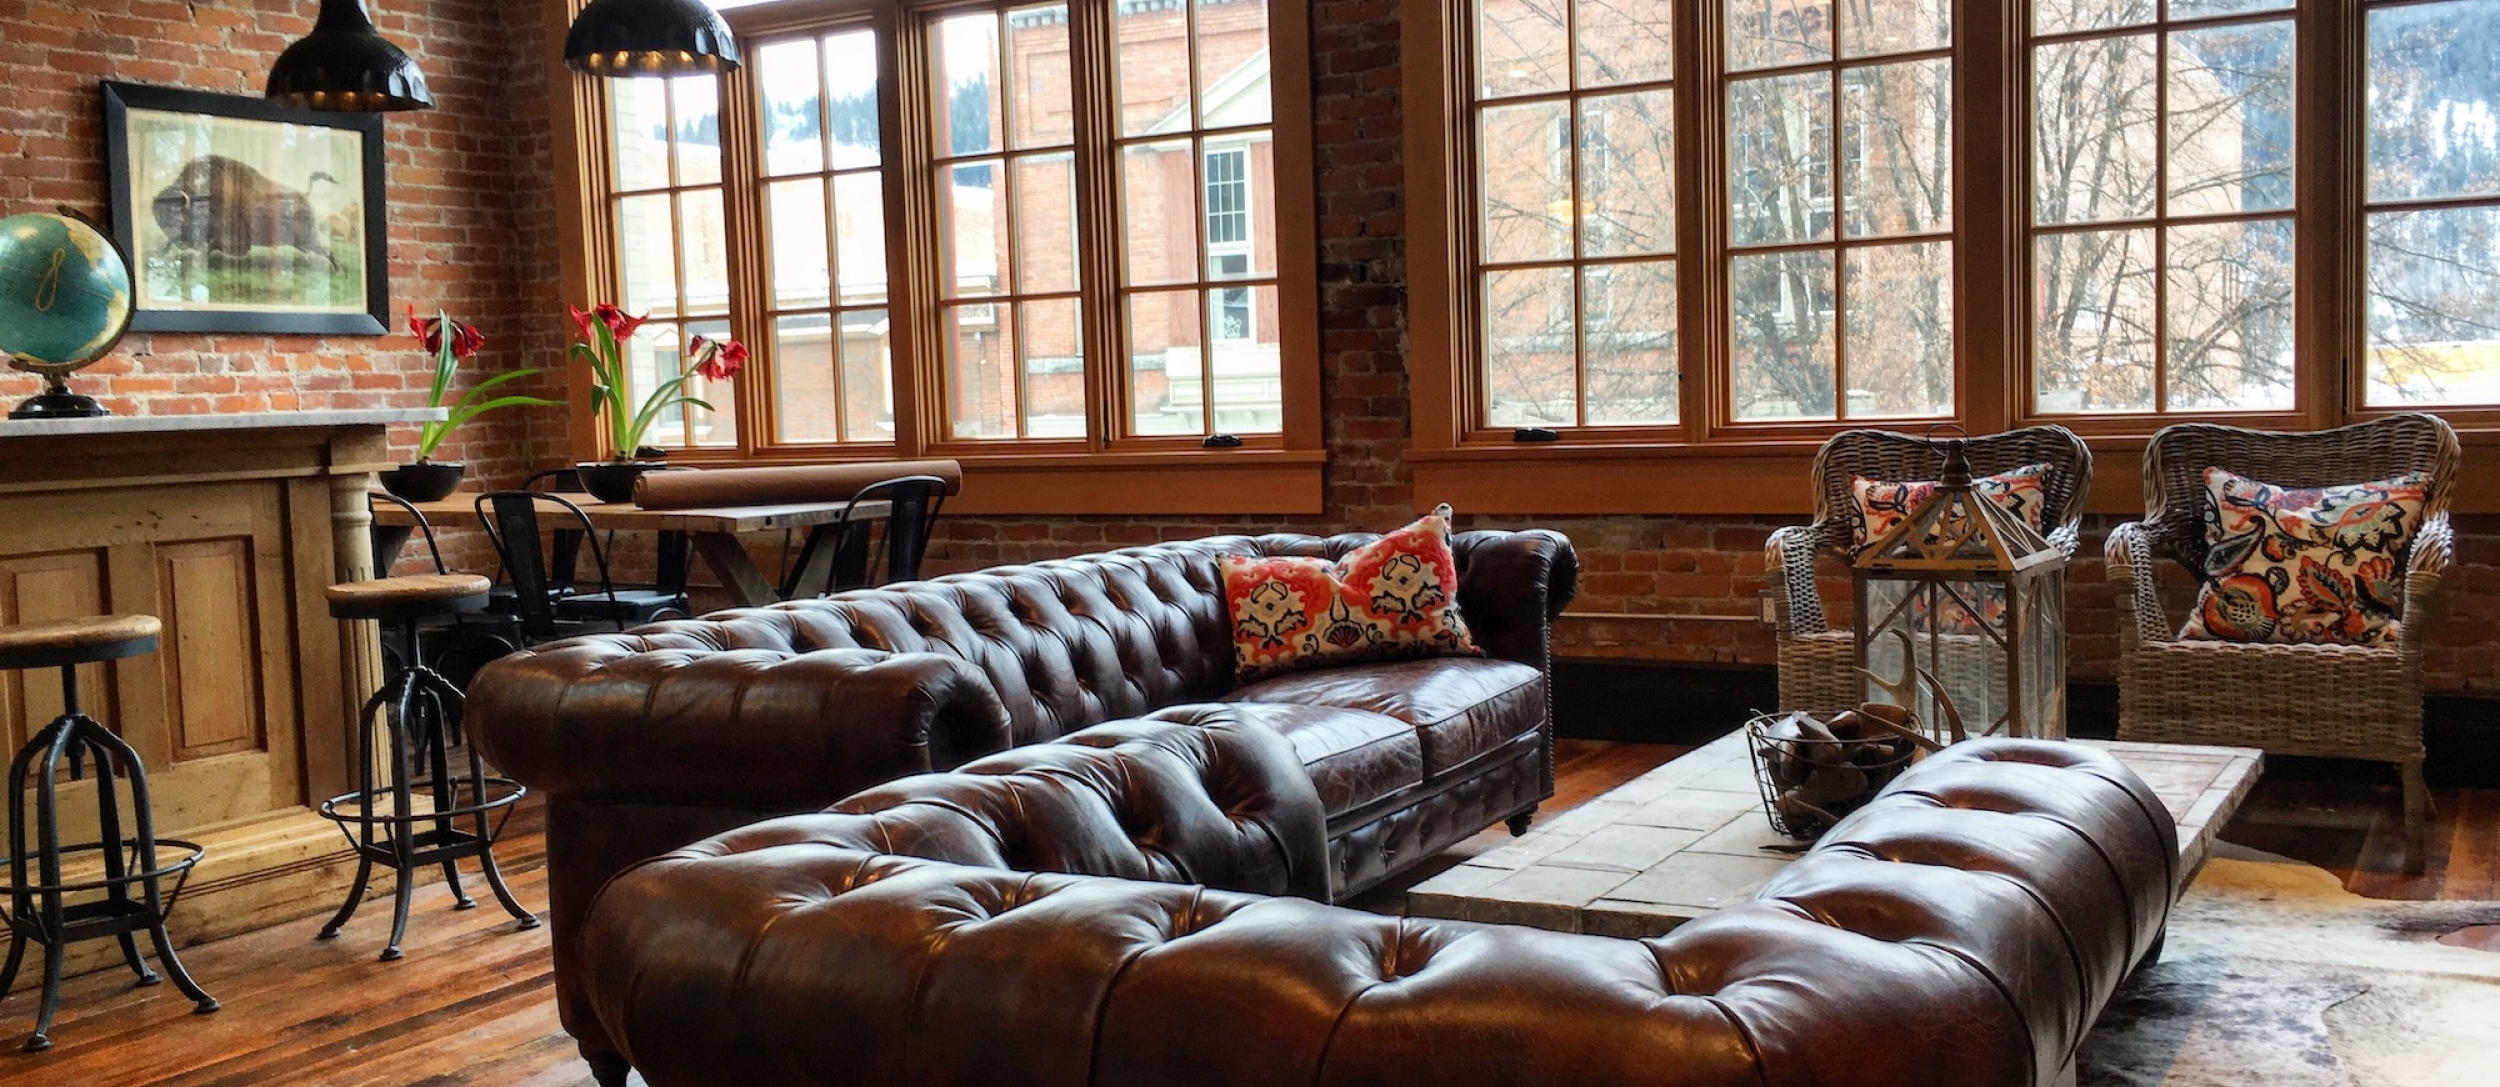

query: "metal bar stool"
xmin=317 ymin=567 xmax=536 ymax=961
xmin=0 ymin=615 xmax=216 ymax=1051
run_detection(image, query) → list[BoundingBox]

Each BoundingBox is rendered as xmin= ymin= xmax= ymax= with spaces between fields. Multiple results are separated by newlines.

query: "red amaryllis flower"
xmin=591 ymin=302 xmax=649 ymax=341
xmin=690 ymin=335 xmax=747 ymax=381
xmin=567 ymin=303 xmax=596 ymax=344
xmin=409 ymin=305 xmax=485 ymax=358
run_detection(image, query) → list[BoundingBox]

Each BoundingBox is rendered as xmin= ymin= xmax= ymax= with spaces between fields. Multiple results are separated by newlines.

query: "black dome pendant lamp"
xmin=266 ymin=0 xmax=434 ymax=112
xmin=564 ymin=0 xmax=742 ymax=77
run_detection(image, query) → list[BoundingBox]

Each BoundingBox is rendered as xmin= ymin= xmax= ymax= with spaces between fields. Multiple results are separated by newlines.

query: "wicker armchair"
xmin=2108 ymin=413 xmax=2458 ymax=873
xmin=1767 ymin=426 xmax=2094 ymax=717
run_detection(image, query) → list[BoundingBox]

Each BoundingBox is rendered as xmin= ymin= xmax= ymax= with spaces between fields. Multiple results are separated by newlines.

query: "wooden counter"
xmin=0 ymin=408 xmax=440 ymax=973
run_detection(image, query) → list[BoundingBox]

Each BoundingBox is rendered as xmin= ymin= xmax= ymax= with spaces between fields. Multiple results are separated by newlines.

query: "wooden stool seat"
xmin=0 ymin=615 xmax=162 ymax=671
xmin=326 ymin=574 xmax=492 ymax=621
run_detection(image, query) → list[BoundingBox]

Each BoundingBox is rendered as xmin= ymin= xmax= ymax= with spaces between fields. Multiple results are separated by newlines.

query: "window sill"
xmin=638 ymin=447 xmax=1326 ymax=516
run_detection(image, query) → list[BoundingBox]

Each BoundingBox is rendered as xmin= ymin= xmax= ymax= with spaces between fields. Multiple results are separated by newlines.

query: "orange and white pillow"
xmin=1850 ymin=463 xmax=2053 ymax=552
xmin=1221 ymin=504 xmax=1481 ymax=682
xmin=2182 ymin=468 xmax=2428 ymax=646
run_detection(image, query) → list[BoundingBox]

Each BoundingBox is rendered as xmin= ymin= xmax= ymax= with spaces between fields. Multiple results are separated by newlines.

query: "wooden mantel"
xmin=0 ymin=408 xmax=440 ymax=973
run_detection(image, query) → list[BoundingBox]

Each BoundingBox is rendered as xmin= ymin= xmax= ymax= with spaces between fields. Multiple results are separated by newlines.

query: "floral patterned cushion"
xmin=1850 ymin=463 xmax=2054 ymax=552
xmin=1221 ymin=504 xmax=1481 ymax=682
xmin=2181 ymin=469 xmax=2428 ymax=646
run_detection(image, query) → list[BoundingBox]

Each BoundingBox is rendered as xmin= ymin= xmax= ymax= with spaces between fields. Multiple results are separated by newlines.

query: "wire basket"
xmin=1746 ymin=710 xmax=1923 ymax=839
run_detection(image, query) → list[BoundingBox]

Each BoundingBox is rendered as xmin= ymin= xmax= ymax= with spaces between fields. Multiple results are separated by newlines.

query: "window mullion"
xmin=1679 ymin=0 xmax=1721 ymax=441
xmin=1069 ymin=0 xmax=1123 ymax=451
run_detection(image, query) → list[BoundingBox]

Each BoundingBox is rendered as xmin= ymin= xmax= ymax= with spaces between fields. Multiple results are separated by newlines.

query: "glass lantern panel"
xmin=2019 ymin=569 xmax=2069 ymax=739
xmin=1862 ymin=575 xmax=2013 ymax=744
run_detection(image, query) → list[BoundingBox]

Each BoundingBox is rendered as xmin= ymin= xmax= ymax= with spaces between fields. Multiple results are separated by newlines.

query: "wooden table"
xmin=372 ymin=494 xmax=892 ymax=606
xmin=1407 ymin=731 xmax=2263 ymax=938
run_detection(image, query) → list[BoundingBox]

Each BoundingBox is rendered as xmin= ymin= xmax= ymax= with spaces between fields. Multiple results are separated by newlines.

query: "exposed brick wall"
xmin=0 ymin=0 xmax=568 ymax=571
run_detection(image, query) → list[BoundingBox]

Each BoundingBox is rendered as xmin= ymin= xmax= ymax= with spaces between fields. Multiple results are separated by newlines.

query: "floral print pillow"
xmin=2181 ymin=468 xmax=2429 ymax=646
xmin=1222 ymin=504 xmax=1481 ymax=682
xmin=1850 ymin=463 xmax=2053 ymax=552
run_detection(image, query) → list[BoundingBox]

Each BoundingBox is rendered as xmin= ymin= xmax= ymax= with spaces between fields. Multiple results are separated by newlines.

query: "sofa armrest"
xmin=467 ymin=635 xmax=1013 ymax=810
xmin=1449 ymin=529 xmax=1578 ymax=667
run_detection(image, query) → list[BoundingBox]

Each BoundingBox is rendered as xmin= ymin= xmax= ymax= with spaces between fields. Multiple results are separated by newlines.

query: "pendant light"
xmin=266 ymin=0 xmax=434 ymax=112
xmin=564 ymin=0 xmax=742 ymax=77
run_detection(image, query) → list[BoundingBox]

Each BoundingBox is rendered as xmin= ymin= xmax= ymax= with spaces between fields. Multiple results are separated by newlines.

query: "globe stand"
xmin=8 ymin=374 xmax=108 ymax=420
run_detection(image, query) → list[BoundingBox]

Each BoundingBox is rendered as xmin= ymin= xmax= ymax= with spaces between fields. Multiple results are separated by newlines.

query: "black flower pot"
xmin=380 ymin=461 xmax=466 ymax=502
xmin=575 ymin=461 xmax=655 ymax=504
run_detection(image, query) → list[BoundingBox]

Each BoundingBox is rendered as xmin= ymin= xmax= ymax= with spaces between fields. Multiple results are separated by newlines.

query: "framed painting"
xmin=100 ymin=82 xmax=390 ymax=335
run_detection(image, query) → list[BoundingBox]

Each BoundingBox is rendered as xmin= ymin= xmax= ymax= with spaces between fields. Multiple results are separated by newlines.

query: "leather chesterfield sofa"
xmin=465 ymin=530 xmax=1577 ymax=1085
xmin=582 ymin=719 xmax=2179 ymax=1087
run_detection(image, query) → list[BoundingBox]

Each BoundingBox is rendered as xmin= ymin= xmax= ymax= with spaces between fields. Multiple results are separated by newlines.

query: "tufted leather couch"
xmin=582 ymin=719 xmax=2179 ymax=1087
xmin=465 ymin=530 xmax=1577 ymax=1084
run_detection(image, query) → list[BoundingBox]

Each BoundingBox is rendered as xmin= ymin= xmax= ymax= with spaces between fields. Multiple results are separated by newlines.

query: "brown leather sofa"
xmin=465 ymin=530 xmax=1577 ymax=1085
xmin=582 ymin=721 xmax=2178 ymax=1087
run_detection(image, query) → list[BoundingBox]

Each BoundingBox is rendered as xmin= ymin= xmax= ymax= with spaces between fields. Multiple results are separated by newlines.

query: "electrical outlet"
xmin=1757 ymin=591 xmax=1779 ymax=625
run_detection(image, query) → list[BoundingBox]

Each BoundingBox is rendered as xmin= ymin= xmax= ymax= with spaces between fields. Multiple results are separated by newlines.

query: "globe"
xmin=0 ymin=210 xmax=135 ymax=418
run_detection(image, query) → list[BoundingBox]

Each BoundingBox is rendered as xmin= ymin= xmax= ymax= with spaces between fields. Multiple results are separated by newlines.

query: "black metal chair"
xmin=367 ymin=492 xmax=522 ymax=689
xmin=518 ymin=468 xmax=692 ymax=609
xmin=778 ymin=474 xmax=951 ymax=598
xmin=474 ymin=492 xmax=690 ymax=644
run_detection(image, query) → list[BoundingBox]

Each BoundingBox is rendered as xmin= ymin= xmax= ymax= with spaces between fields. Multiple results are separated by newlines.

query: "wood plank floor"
xmin=2 ymin=739 xmax=2493 ymax=1085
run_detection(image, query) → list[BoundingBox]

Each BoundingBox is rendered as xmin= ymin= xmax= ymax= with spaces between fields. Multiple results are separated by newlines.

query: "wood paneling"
xmin=158 ymin=539 xmax=265 ymax=761
xmin=0 ymin=421 xmax=393 ymax=989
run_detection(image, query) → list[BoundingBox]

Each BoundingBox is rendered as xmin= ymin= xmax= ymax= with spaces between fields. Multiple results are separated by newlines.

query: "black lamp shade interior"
xmin=266 ymin=0 xmax=433 ymax=112
xmin=565 ymin=0 xmax=743 ymax=77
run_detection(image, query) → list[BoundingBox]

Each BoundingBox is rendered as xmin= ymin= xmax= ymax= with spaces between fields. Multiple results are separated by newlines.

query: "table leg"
xmin=689 ymin=533 xmax=781 ymax=607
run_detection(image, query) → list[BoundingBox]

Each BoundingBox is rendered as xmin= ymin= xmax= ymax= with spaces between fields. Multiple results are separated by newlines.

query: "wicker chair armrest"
xmin=2105 ymin=521 xmax=2173 ymax=649
xmin=2401 ymin=513 xmax=2454 ymax=669
xmin=2048 ymin=522 xmax=2083 ymax=561
xmin=1766 ymin=525 xmax=1828 ymax=636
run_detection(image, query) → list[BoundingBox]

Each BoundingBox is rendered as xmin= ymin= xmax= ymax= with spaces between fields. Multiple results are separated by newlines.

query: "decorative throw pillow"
xmin=1221 ymin=504 xmax=1481 ymax=682
xmin=2181 ymin=468 xmax=2428 ymax=646
xmin=1850 ymin=463 xmax=2054 ymax=551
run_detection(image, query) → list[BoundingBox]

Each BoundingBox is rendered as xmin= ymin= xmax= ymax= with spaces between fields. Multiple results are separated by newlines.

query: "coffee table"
xmin=1407 ymin=731 xmax=2262 ymax=938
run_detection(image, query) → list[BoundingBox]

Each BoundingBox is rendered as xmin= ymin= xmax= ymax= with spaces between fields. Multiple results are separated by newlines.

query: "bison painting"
xmin=150 ymin=155 xmax=342 ymax=271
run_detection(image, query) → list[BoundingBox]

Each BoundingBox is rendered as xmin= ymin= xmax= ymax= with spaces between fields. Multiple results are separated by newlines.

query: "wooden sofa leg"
xmin=2401 ymin=757 xmax=2431 ymax=876
xmin=1506 ymin=807 xmax=1538 ymax=837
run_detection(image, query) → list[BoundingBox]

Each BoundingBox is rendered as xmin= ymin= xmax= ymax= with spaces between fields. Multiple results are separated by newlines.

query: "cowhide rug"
xmin=2078 ymin=843 xmax=2500 ymax=1087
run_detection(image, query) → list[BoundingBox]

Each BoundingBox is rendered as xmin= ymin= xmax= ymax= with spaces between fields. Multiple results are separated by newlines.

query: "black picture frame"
xmin=100 ymin=82 xmax=390 ymax=336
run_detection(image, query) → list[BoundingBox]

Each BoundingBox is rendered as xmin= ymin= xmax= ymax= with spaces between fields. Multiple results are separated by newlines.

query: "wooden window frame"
xmin=1404 ymin=0 xmax=2500 ymax=516
xmin=544 ymin=0 xmax=1325 ymax=514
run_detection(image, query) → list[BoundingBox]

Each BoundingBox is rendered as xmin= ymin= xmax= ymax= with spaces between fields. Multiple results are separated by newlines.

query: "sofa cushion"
xmin=1148 ymin=702 xmax=1422 ymax=820
xmin=1225 ymin=657 xmax=1544 ymax=777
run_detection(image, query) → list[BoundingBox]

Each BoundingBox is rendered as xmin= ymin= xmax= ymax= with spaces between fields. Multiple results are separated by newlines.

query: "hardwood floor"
xmin=3 ymin=739 xmax=2493 ymax=1085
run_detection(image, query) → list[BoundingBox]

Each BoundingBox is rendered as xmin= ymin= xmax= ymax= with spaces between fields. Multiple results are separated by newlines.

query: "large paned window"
xmin=572 ymin=0 xmax=1316 ymax=500
xmin=1409 ymin=0 xmax=2500 ymax=511
xmin=1473 ymin=0 xmax=1679 ymax=428
xmin=1114 ymin=0 xmax=1283 ymax=437
xmin=755 ymin=28 xmax=893 ymax=444
xmin=2360 ymin=0 xmax=2500 ymax=407
xmin=1726 ymin=0 xmax=1953 ymax=422
xmin=2028 ymin=0 xmax=2297 ymax=415
xmin=605 ymin=74 xmax=739 ymax=451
